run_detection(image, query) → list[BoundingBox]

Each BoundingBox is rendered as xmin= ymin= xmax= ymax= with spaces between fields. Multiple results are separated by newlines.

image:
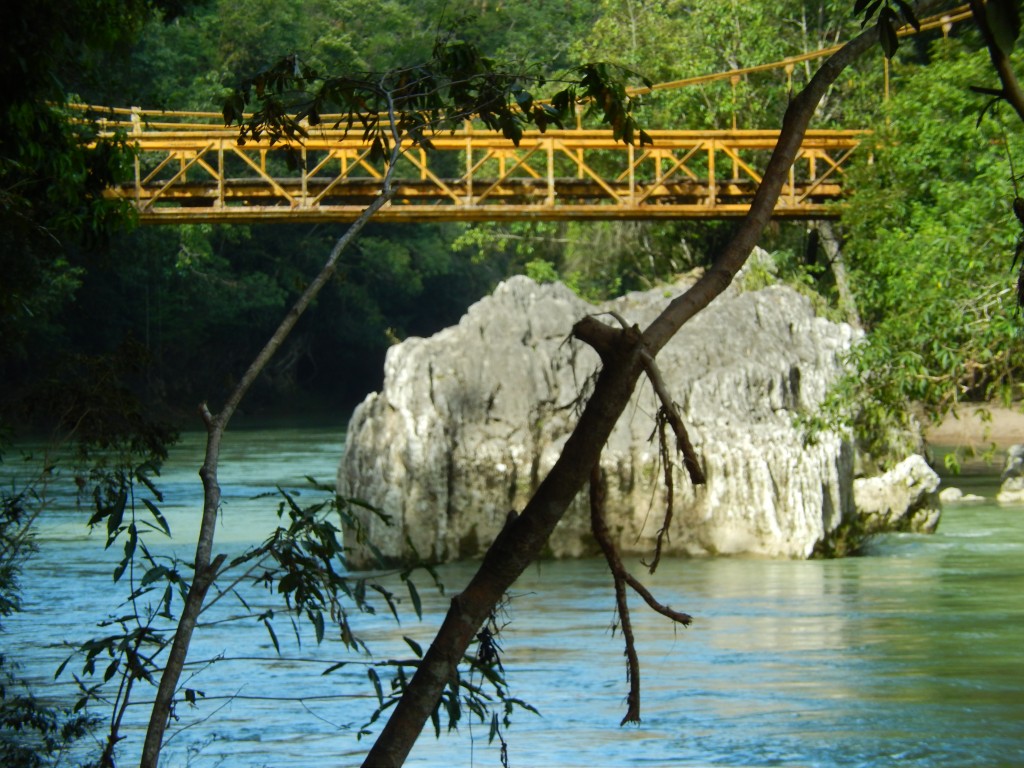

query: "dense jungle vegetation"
xmin=3 ymin=0 xmax=1021 ymax=441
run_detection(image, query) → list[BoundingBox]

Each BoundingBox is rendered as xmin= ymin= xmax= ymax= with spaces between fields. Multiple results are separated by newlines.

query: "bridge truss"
xmin=88 ymin=108 xmax=864 ymax=224
xmin=78 ymin=6 xmax=981 ymax=225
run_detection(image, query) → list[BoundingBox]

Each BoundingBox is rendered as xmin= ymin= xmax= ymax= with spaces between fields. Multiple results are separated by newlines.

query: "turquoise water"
xmin=4 ymin=430 xmax=1023 ymax=767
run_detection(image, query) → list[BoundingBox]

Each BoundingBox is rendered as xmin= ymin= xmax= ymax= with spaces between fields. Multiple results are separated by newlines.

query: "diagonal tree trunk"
xmin=969 ymin=0 xmax=1024 ymax=123
xmin=360 ymin=15 xmax=901 ymax=767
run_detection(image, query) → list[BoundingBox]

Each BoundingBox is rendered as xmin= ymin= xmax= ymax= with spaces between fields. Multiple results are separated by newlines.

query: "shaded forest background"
xmin=2 ymin=0 xmax=1022 ymax=444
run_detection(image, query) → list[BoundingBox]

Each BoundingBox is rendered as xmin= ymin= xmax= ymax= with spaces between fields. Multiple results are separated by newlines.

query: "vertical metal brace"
xmin=217 ymin=141 xmax=225 ymax=208
xmin=464 ymin=132 xmax=473 ymax=208
xmin=628 ymin=143 xmax=636 ymax=205
xmin=301 ymin=145 xmax=308 ymax=210
xmin=546 ymin=137 xmax=555 ymax=207
xmin=707 ymin=141 xmax=716 ymax=209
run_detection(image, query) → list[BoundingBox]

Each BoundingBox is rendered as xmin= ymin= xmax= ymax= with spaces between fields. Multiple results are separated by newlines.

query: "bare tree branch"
xmin=589 ymin=463 xmax=641 ymax=724
xmin=619 ymin=567 xmax=693 ymax=627
xmin=603 ymin=310 xmax=705 ymax=487
xmin=642 ymin=350 xmax=705 ymax=486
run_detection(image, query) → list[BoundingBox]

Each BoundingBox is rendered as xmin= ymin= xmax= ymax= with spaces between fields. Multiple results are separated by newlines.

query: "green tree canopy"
xmin=817 ymin=32 xmax=1024 ymax=459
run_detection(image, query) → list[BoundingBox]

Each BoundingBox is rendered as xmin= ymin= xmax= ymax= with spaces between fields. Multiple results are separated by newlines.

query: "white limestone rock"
xmin=939 ymin=487 xmax=985 ymax=504
xmin=338 ymin=274 xmax=928 ymax=565
xmin=853 ymin=454 xmax=941 ymax=533
xmin=998 ymin=445 xmax=1024 ymax=504
xmin=997 ymin=478 xmax=1024 ymax=504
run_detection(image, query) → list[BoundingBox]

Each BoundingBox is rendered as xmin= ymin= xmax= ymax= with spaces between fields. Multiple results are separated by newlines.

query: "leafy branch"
xmin=853 ymin=0 xmax=922 ymax=58
xmin=224 ymin=34 xmax=653 ymax=161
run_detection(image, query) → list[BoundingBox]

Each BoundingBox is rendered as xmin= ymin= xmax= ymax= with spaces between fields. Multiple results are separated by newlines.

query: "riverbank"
xmin=924 ymin=405 xmax=1024 ymax=449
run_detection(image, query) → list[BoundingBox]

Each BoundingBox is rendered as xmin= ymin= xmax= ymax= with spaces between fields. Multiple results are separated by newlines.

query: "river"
xmin=4 ymin=427 xmax=1023 ymax=767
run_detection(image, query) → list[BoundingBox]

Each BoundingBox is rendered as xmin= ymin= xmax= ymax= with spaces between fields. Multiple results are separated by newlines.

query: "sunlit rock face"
xmin=338 ymin=273 xmax=864 ymax=565
xmin=853 ymin=454 xmax=941 ymax=533
xmin=998 ymin=445 xmax=1024 ymax=504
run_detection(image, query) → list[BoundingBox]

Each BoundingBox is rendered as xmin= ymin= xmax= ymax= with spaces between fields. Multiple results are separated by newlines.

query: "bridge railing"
xmin=76 ymin=106 xmax=865 ymax=223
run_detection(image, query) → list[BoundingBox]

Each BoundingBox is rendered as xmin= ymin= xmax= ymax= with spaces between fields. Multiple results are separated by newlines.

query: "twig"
xmin=589 ymin=463 xmax=641 ymax=725
xmin=618 ymin=569 xmax=692 ymax=627
xmin=647 ymin=411 xmax=675 ymax=574
xmin=584 ymin=310 xmax=704 ymax=573
xmin=599 ymin=310 xmax=705 ymax=485
xmin=640 ymin=350 xmax=705 ymax=486
xmin=590 ymin=460 xmax=694 ymax=725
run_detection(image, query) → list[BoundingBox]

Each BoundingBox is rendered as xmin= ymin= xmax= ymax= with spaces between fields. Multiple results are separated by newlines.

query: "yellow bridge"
xmin=80 ymin=7 xmax=977 ymax=224
xmin=87 ymin=107 xmax=864 ymax=224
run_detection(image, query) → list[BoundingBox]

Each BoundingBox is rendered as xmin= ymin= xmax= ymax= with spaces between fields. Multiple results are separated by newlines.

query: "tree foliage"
xmin=0 ymin=457 xmax=102 ymax=765
xmin=225 ymin=30 xmax=652 ymax=153
xmin=0 ymin=0 xmax=203 ymax=359
xmin=814 ymin=31 xmax=1024 ymax=461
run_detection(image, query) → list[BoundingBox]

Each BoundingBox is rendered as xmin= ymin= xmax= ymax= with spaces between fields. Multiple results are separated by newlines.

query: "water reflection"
xmin=3 ymin=430 xmax=1024 ymax=766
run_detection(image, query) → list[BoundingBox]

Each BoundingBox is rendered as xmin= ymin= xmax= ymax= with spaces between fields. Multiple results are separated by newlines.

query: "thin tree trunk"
xmin=139 ymin=181 xmax=398 ymax=768
xmin=812 ymin=220 xmax=862 ymax=328
xmin=969 ymin=0 xmax=1024 ymax=123
xmin=360 ymin=12 xmax=898 ymax=767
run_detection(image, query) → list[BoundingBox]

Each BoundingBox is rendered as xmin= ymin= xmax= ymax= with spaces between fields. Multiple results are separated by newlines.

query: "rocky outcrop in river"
xmin=853 ymin=455 xmax=941 ymax=530
xmin=998 ymin=444 xmax=1024 ymax=503
xmin=338 ymin=274 xmax=934 ymax=566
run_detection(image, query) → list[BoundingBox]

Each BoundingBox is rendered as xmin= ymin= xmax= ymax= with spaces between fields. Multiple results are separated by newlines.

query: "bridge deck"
xmin=89 ymin=110 xmax=863 ymax=223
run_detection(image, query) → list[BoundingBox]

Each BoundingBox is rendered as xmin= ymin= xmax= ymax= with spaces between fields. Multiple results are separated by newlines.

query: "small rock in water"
xmin=997 ymin=445 xmax=1024 ymax=504
xmin=939 ymin=486 xmax=985 ymax=504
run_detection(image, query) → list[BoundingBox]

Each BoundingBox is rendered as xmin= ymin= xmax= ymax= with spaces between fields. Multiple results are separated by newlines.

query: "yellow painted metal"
xmin=83 ymin=108 xmax=864 ymax=223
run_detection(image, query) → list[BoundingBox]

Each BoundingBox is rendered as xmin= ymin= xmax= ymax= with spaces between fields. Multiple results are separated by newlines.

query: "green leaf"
xmin=262 ymin=617 xmax=280 ymax=654
xmin=321 ymin=661 xmax=348 ymax=675
xmin=113 ymin=525 xmax=137 ymax=582
xmin=278 ymin=571 xmax=301 ymax=595
xmin=506 ymin=695 xmax=540 ymax=715
xmin=141 ymin=565 xmax=169 ymax=587
xmin=104 ymin=487 xmax=128 ymax=544
xmin=142 ymin=498 xmax=171 ymax=536
xmin=55 ymin=656 xmax=70 ymax=680
xmin=444 ymin=683 xmax=461 ymax=730
xmin=369 ymin=135 xmax=386 ymax=163
xmin=135 ymin=464 xmax=164 ymax=502
xmin=123 ymin=522 xmax=137 ymax=561
xmin=312 ymin=609 xmax=325 ymax=644
xmin=403 ymin=636 xmax=423 ymax=658
xmin=499 ymin=115 xmax=523 ymax=146
xmin=367 ymin=667 xmax=384 ymax=705
xmin=878 ymin=8 xmax=900 ymax=59
xmin=369 ymin=583 xmax=400 ymax=623
xmin=103 ymin=659 xmax=120 ymax=683
xmin=893 ymin=0 xmax=920 ymax=31
xmin=184 ymin=688 xmax=204 ymax=705
xmin=860 ymin=0 xmax=884 ymax=26
xmin=405 ymin=578 xmax=422 ymax=619
xmin=159 ymin=584 xmax=174 ymax=619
